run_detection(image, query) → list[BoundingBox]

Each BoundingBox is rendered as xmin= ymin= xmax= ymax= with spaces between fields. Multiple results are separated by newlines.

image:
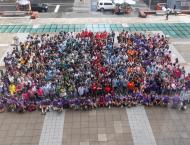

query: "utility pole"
xmin=149 ymin=0 xmax=151 ymax=10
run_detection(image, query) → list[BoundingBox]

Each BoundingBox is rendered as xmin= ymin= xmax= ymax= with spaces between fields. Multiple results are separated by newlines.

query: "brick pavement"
xmin=0 ymin=112 xmax=44 ymax=145
xmin=0 ymin=107 xmax=190 ymax=145
xmin=62 ymin=108 xmax=133 ymax=145
xmin=147 ymin=107 xmax=190 ymax=145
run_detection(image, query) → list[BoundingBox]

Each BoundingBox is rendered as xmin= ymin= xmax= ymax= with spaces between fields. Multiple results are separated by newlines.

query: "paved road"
xmin=0 ymin=1 xmax=115 ymax=17
xmin=0 ymin=0 xmax=148 ymax=18
xmin=0 ymin=0 xmax=74 ymax=13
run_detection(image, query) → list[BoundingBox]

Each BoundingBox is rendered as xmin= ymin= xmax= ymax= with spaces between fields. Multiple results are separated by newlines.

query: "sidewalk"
xmin=0 ymin=15 xmax=190 ymax=25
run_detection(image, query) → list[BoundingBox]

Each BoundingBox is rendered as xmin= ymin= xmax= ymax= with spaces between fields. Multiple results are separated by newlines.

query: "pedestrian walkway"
xmin=0 ymin=23 xmax=190 ymax=38
xmin=39 ymin=111 xmax=65 ymax=145
xmin=126 ymin=106 xmax=157 ymax=145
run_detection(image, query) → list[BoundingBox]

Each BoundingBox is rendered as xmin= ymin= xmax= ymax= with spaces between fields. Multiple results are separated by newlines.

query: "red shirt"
xmin=37 ymin=88 xmax=43 ymax=96
xmin=104 ymin=86 xmax=111 ymax=93
xmin=84 ymin=30 xmax=89 ymax=37
xmin=81 ymin=31 xmax=85 ymax=38
xmin=91 ymin=83 xmax=97 ymax=91
xmin=127 ymin=82 xmax=135 ymax=90
xmin=100 ymin=67 xmax=106 ymax=74
xmin=95 ymin=33 xmax=101 ymax=40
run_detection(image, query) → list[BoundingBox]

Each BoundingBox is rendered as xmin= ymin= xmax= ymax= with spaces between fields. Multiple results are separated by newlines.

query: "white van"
xmin=97 ymin=0 xmax=115 ymax=12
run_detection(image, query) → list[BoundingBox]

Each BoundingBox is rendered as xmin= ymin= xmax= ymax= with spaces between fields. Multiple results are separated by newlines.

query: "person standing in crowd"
xmin=0 ymin=29 xmax=188 ymax=112
xmin=174 ymin=4 xmax=177 ymax=16
xmin=166 ymin=8 xmax=170 ymax=20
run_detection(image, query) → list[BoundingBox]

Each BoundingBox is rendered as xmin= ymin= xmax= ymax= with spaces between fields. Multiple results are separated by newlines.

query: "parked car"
xmin=16 ymin=0 xmax=31 ymax=11
xmin=31 ymin=3 xmax=48 ymax=12
xmin=97 ymin=0 xmax=115 ymax=12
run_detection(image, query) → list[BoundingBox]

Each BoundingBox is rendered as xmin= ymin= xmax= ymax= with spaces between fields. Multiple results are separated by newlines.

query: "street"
xmin=0 ymin=0 xmax=148 ymax=18
xmin=0 ymin=0 xmax=116 ymax=17
xmin=0 ymin=0 xmax=74 ymax=13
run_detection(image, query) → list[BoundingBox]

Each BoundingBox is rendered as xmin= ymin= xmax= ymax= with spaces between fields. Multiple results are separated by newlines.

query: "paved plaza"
xmin=0 ymin=107 xmax=190 ymax=145
xmin=0 ymin=12 xmax=190 ymax=145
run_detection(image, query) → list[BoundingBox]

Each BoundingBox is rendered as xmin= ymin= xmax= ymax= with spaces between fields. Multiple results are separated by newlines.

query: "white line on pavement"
xmin=0 ymin=44 xmax=9 ymax=47
xmin=126 ymin=106 xmax=157 ymax=145
xmin=54 ymin=5 xmax=60 ymax=13
xmin=39 ymin=111 xmax=65 ymax=145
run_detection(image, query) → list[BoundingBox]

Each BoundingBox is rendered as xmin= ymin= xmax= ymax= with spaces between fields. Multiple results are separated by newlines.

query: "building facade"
xmin=167 ymin=0 xmax=190 ymax=9
xmin=144 ymin=0 xmax=167 ymax=6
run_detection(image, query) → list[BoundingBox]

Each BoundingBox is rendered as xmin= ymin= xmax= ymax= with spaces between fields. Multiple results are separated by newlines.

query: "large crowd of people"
xmin=0 ymin=30 xmax=190 ymax=114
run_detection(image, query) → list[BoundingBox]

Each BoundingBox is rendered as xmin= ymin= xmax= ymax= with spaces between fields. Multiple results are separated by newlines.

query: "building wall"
xmin=143 ymin=0 xmax=167 ymax=6
xmin=167 ymin=0 xmax=190 ymax=9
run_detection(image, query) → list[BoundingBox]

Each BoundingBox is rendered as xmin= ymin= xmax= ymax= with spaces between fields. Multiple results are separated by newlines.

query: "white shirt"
xmin=78 ymin=86 xmax=84 ymax=96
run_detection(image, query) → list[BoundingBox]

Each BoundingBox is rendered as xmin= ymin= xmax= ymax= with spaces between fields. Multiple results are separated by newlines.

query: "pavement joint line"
xmin=54 ymin=5 xmax=60 ymax=13
xmin=39 ymin=111 xmax=65 ymax=145
xmin=126 ymin=106 xmax=157 ymax=145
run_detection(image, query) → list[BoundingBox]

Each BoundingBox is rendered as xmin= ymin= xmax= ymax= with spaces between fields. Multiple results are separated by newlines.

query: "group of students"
xmin=0 ymin=29 xmax=189 ymax=113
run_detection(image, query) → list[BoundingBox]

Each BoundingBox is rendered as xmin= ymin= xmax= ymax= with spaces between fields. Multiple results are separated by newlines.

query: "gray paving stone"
xmin=98 ymin=134 xmax=107 ymax=142
xmin=80 ymin=141 xmax=89 ymax=145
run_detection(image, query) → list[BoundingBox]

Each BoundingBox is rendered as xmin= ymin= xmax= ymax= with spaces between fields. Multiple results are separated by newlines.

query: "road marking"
xmin=126 ymin=106 xmax=157 ymax=145
xmin=39 ymin=111 xmax=65 ymax=145
xmin=54 ymin=5 xmax=60 ymax=13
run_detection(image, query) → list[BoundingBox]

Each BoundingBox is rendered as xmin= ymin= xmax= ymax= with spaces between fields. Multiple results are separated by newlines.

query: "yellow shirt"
xmin=9 ymin=84 xmax=16 ymax=95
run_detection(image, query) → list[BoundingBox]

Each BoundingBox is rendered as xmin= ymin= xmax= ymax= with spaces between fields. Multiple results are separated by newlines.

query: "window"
xmin=31 ymin=4 xmax=38 ymax=7
xmin=99 ymin=2 xmax=103 ymax=5
xmin=104 ymin=3 xmax=112 ymax=5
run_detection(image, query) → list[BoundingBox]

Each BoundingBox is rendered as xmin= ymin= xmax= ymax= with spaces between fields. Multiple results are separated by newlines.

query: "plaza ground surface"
xmin=0 ymin=107 xmax=190 ymax=145
xmin=0 ymin=7 xmax=190 ymax=145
